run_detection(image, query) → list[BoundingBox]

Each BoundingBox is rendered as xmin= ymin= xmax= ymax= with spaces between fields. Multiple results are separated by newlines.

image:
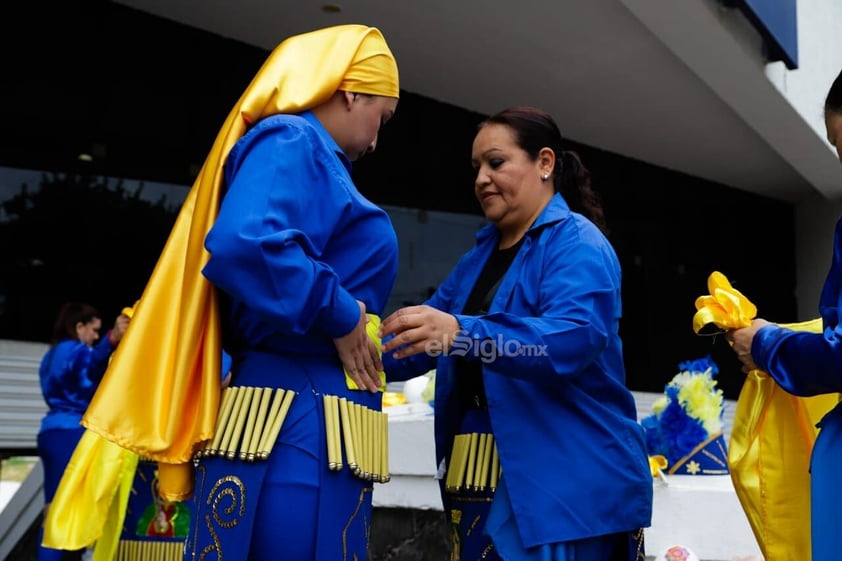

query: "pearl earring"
xmin=541 ymin=173 xmax=549 ymax=181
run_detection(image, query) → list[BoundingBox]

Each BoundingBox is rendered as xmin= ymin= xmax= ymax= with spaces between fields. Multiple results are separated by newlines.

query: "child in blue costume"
xmin=195 ymin=25 xmax=401 ymax=560
xmin=729 ymin=67 xmax=842 ymax=561
xmin=379 ymin=108 xmax=652 ymax=560
xmin=37 ymin=302 xmax=128 ymax=561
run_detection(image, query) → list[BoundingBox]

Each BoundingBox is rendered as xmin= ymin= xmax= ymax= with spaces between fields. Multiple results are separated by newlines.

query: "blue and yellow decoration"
xmin=641 ymin=355 xmax=729 ymax=476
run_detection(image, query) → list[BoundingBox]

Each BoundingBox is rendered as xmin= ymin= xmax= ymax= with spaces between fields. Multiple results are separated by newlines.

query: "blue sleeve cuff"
xmin=318 ymin=288 xmax=361 ymax=339
xmin=751 ymin=324 xmax=781 ymax=372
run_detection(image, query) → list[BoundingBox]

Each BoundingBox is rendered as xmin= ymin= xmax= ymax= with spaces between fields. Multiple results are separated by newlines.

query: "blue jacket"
xmin=384 ymin=194 xmax=652 ymax=546
xmin=39 ymin=336 xmax=115 ymax=433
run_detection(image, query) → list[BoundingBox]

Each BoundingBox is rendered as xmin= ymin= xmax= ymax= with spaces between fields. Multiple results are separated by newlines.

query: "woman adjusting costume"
xmin=380 ymin=107 xmax=652 ymax=560
xmin=77 ymin=25 xmax=400 ymax=561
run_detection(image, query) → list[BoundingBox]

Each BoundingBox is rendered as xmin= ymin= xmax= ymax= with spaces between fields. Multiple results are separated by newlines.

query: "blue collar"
xmin=300 ymin=110 xmax=352 ymax=173
xmin=475 ymin=193 xmax=571 ymax=242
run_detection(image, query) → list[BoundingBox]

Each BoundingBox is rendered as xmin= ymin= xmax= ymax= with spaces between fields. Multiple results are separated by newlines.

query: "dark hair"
xmin=50 ymin=302 xmax=100 ymax=345
xmin=481 ymin=106 xmax=608 ymax=234
xmin=826 ymin=69 xmax=842 ymax=115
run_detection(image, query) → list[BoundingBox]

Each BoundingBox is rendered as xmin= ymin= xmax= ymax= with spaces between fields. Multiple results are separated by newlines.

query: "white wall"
xmin=767 ymin=0 xmax=842 ymax=318
xmin=765 ymin=0 xmax=842 ymax=144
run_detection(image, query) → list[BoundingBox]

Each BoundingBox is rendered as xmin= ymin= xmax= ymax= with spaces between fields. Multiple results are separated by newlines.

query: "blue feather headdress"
xmin=641 ymin=355 xmax=729 ymax=475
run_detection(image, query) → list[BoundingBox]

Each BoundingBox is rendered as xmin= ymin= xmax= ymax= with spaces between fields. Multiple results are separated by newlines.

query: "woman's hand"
xmin=727 ymin=318 xmax=770 ymax=373
xmin=333 ymin=301 xmax=383 ymax=393
xmin=378 ymin=305 xmax=460 ymax=359
xmin=109 ymin=313 xmax=131 ymax=345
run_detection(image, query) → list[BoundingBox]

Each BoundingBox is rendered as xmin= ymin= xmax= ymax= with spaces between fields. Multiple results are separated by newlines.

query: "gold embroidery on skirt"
xmin=449 ymin=509 xmax=463 ymax=561
xmin=632 ymin=528 xmax=646 ymax=560
xmin=323 ymin=394 xmax=390 ymax=482
xmin=197 ymin=386 xmax=296 ymax=461
xmin=446 ymin=433 xmax=501 ymax=493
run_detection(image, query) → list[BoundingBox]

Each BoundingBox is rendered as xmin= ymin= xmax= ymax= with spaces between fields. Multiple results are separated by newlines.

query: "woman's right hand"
xmin=727 ymin=318 xmax=770 ymax=374
xmin=333 ymin=301 xmax=383 ymax=393
xmin=109 ymin=313 xmax=130 ymax=345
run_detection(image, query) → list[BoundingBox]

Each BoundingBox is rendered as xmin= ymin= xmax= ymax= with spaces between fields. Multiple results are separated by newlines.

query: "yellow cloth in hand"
xmin=345 ymin=313 xmax=387 ymax=391
xmin=693 ymin=271 xmax=839 ymax=561
xmin=42 ymin=430 xmax=138 ymax=550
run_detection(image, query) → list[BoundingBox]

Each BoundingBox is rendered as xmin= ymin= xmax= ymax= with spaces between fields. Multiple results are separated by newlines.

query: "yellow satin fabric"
xmin=77 ymin=25 xmax=399 ymax=502
xmin=648 ymin=454 xmax=668 ymax=478
xmin=42 ymin=431 xmax=138 ymax=550
xmin=344 ymin=313 xmax=387 ymax=391
xmin=693 ymin=271 xmax=839 ymax=561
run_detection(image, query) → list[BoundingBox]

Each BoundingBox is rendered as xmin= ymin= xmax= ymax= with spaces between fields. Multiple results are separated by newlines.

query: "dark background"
xmin=0 ymin=0 xmax=797 ymax=399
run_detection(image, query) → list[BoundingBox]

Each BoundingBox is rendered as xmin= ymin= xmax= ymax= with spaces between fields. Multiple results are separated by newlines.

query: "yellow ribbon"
xmin=344 ymin=314 xmax=387 ymax=391
xmin=648 ymin=454 xmax=668 ymax=478
xmin=693 ymin=271 xmax=839 ymax=561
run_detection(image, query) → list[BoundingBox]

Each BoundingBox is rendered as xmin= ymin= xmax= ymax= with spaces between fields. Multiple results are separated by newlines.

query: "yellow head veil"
xmin=80 ymin=24 xmax=399 ymax=501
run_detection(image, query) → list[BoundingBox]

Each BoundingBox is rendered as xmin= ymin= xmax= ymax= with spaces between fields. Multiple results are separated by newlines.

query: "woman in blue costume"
xmin=379 ymin=107 xmax=652 ymax=560
xmin=37 ymin=302 xmax=128 ymax=561
xmin=187 ymin=25 xmax=401 ymax=561
xmin=729 ymin=68 xmax=842 ymax=561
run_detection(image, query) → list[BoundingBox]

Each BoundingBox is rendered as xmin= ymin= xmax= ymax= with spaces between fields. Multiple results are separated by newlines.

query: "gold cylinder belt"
xmin=445 ymin=432 xmax=500 ymax=493
xmin=196 ymin=386 xmax=296 ymax=461
xmin=113 ymin=540 xmax=183 ymax=561
xmin=322 ymin=393 xmax=390 ymax=483
xmin=195 ymin=386 xmax=390 ymax=483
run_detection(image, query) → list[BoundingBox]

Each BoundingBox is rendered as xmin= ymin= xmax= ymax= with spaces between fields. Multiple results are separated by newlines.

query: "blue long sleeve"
xmin=754 ymin=321 xmax=842 ymax=397
xmin=39 ymin=336 xmax=116 ymax=431
xmin=453 ymin=229 xmax=617 ymax=383
xmin=203 ymin=116 xmax=360 ymax=339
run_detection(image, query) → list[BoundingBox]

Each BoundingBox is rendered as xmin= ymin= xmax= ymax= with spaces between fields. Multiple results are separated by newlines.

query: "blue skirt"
xmin=184 ymin=351 xmax=381 ymax=561
xmin=445 ymin=409 xmax=645 ymax=561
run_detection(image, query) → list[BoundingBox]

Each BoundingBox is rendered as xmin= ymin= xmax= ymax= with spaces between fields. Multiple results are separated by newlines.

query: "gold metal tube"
xmin=446 ymin=434 xmax=467 ymax=491
xmin=379 ymin=411 xmax=390 ymax=482
xmin=261 ymin=389 xmax=295 ymax=458
xmin=257 ymin=389 xmax=285 ymax=454
xmin=225 ymin=386 xmax=254 ymax=459
xmin=367 ymin=406 xmax=375 ymax=480
xmin=218 ymin=387 xmax=246 ymax=455
xmin=239 ymin=387 xmax=263 ymax=460
xmin=208 ymin=387 xmax=238 ymax=455
xmin=479 ymin=434 xmax=493 ymax=490
xmin=332 ymin=396 xmax=343 ymax=470
xmin=339 ymin=397 xmax=357 ymax=471
xmin=474 ymin=433 xmax=488 ymax=490
xmin=246 ymin=387 xmax=273 ymax=460
xmin=465 ymin=432 xmax=478 ymax=490
xmin=355 ymin=403 xmax=365 ymax=477
xmin=324 ymin=395 xmax=338 ymax=469
xmin=348 ymin=401 xmax=360 ymax=476
xmin=490 ymin=439 xmax=500 ymax=491
xmin=369 ymin=409 xmax=383 ymax=481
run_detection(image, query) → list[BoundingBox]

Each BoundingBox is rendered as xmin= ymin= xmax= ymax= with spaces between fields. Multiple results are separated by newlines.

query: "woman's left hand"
xmin=727 ymin=318 xmax=770 ymax=373
xmin=378 ymin=305 xmax=460 ymax=359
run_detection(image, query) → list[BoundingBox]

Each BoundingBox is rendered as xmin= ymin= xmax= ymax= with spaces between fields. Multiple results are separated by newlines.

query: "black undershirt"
xmin=456 ymin=238 xmax=524 ymax=409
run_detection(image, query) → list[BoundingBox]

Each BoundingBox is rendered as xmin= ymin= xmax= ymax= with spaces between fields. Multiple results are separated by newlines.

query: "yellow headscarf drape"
xmin=693 ymin=271 xmax=841 ymax=561
xmin=77 ymin=24 xmax=399 ymax=501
